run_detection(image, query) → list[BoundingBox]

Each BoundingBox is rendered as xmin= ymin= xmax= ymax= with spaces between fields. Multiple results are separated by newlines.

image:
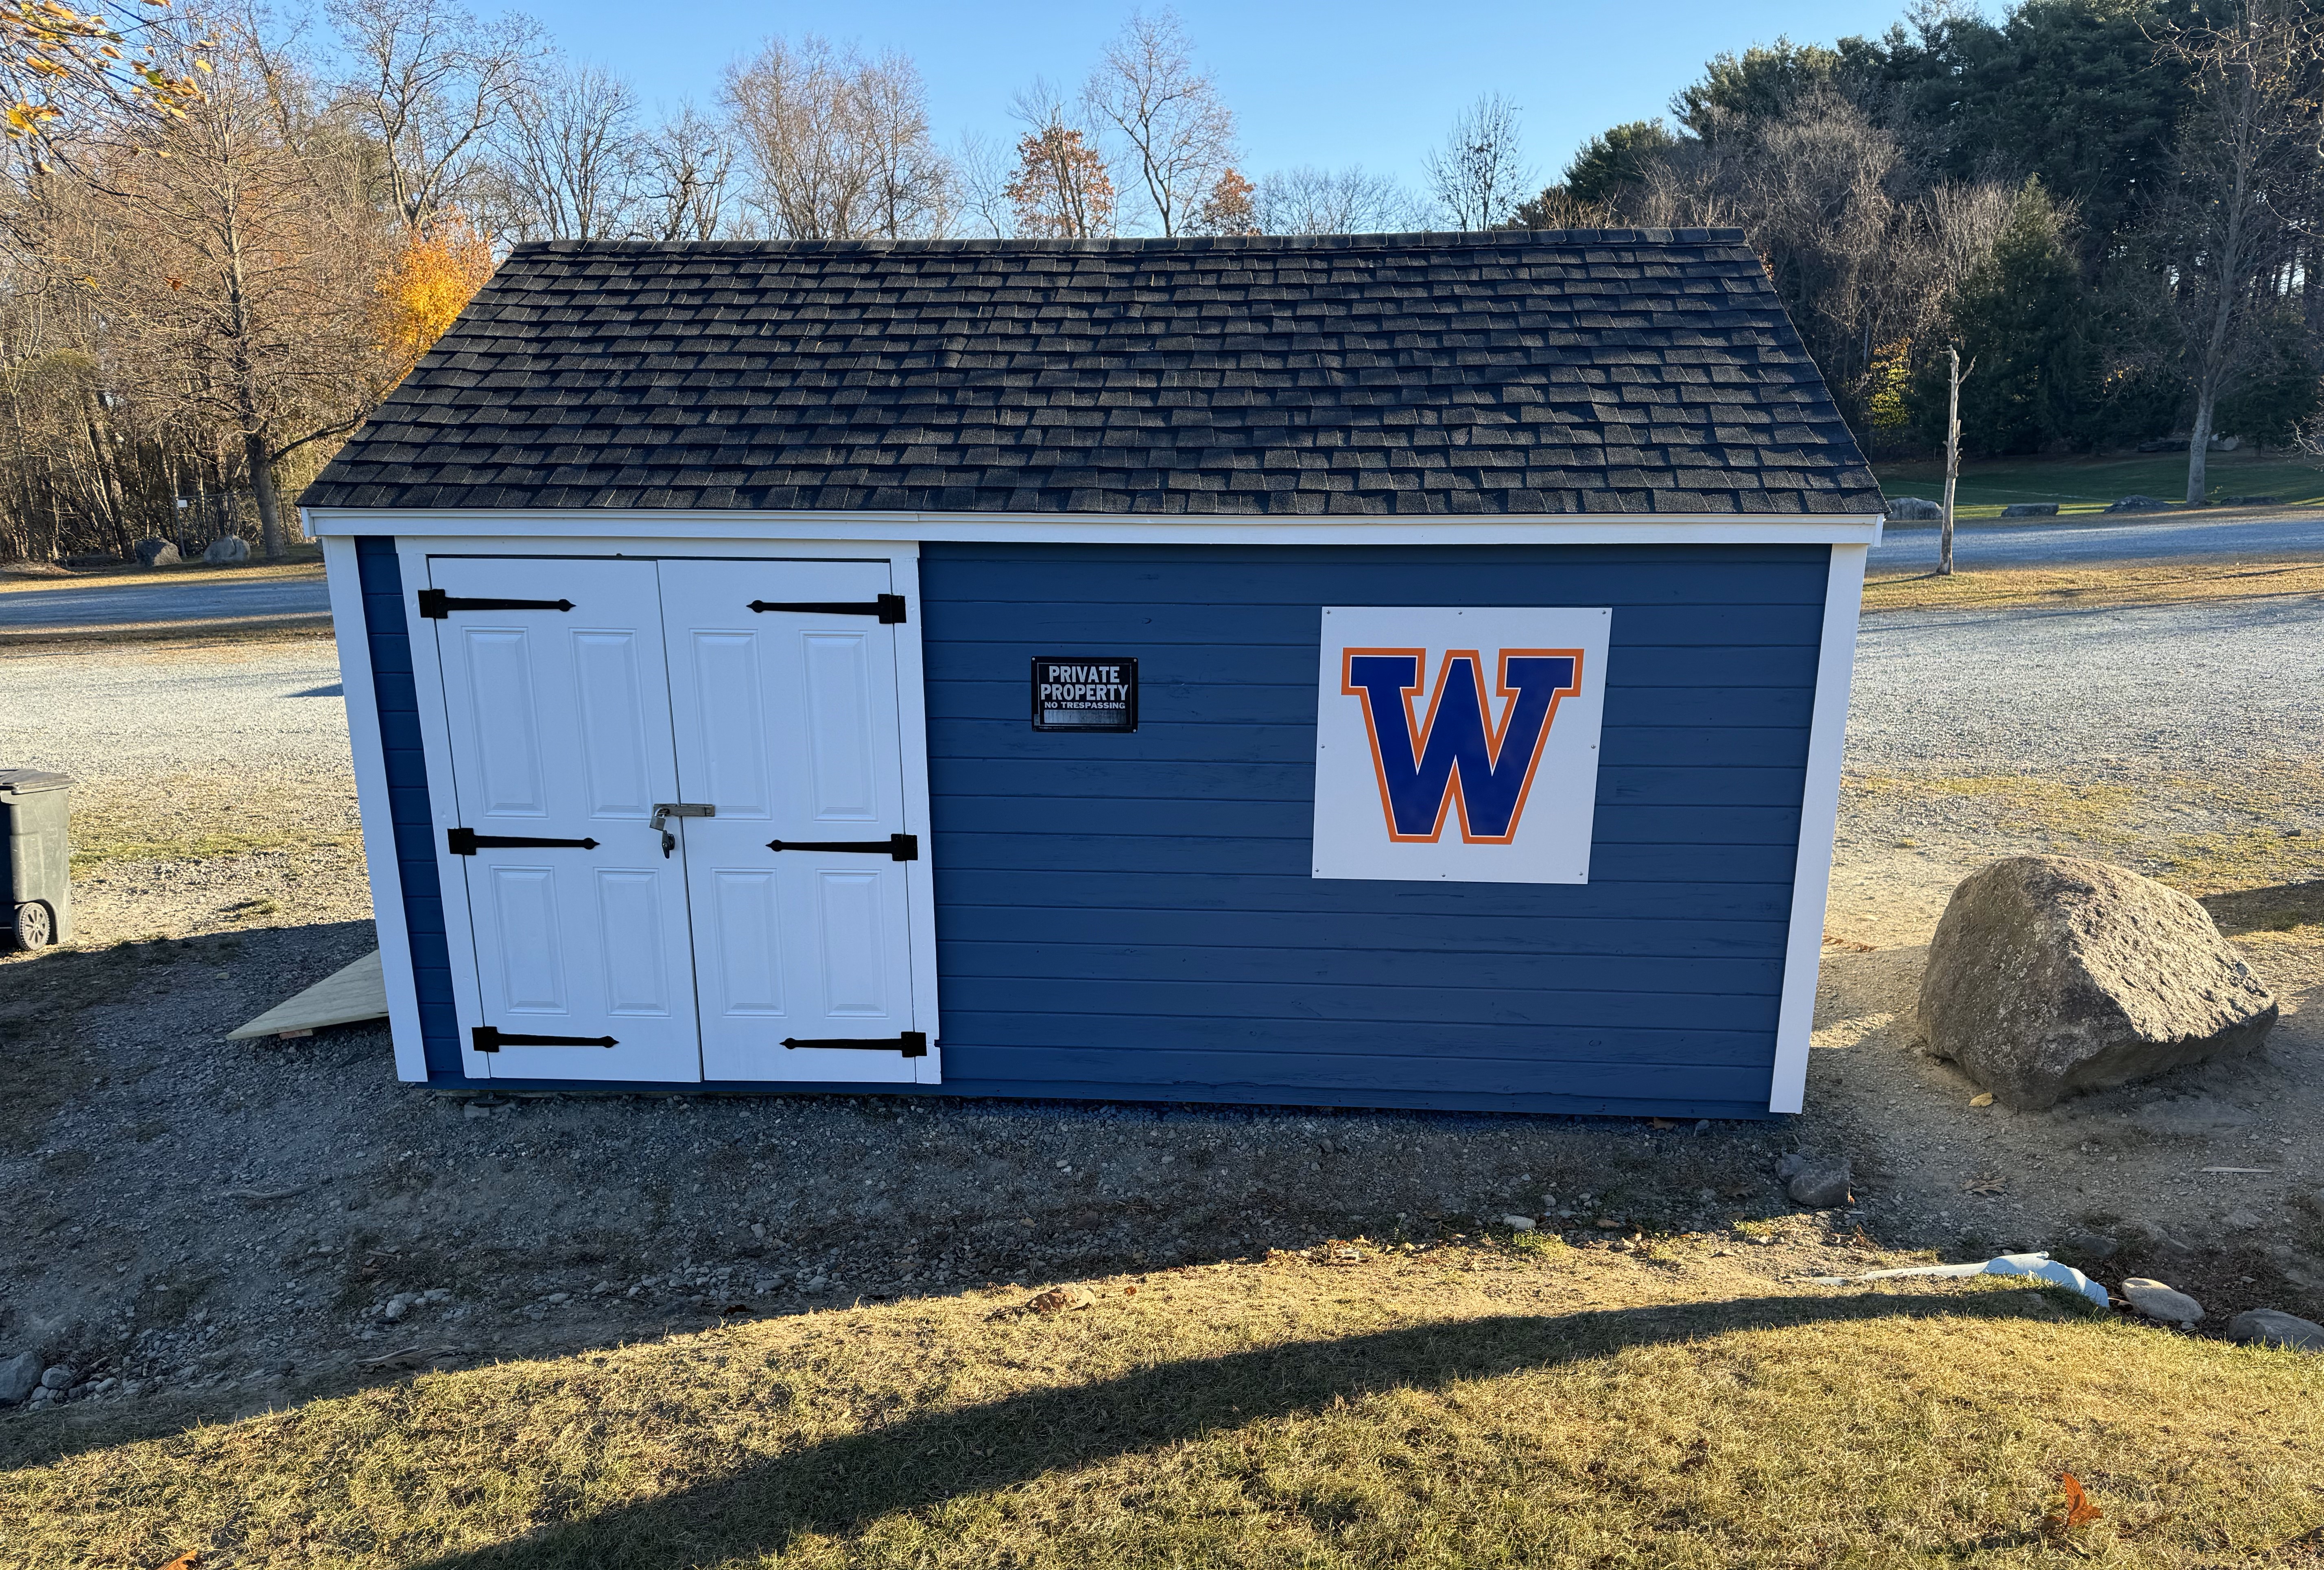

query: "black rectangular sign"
xmin=1031 ymin=656 xmax=1138 ymax=731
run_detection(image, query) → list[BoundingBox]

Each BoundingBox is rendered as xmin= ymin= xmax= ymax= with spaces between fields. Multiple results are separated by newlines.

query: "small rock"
xmin=1782 ymin=1154 xmax=1853 ymax=1209
xmin=1969 ymin=1093 xmax=1994 ymax=1107
xmin=2222 ymin=1207 xmax=2264 ymax=1232
xmin=28 ymin=1385 xmax=56 ymax=1406
xmin=1775 ymin=1152 xmax=1808 ymax=1182
xmin=2121 ymin=1277 xmax=2204 ymax=1324
xmin=202 ymin=534 xmax=250 ymax=565
xmin=546 ymin=1292 xmax=570 ymax=1304
xmin=2058 ymin=1228 xmax=2119 ymax=1261
xmin=1501 ymin=1214 xmax=1536 ymax=1231
xmin=1591 ymin=1216 xmax=1621 ymax=1230
xmin=39 ymin=1365 xmax=73 ymax=1391
xmin=462 ymin=1102 xmax=492 ymax=1121
xmin=131 ymin=537 xmax=180 ymax=567
xmin=1693 ymin=1119 xmax=1710 ymax=1134
xmin=0 ymin=1352 xmax=38 ymax=1406
xmin=2229 ymin=1308 xmax=2324 ymax=1351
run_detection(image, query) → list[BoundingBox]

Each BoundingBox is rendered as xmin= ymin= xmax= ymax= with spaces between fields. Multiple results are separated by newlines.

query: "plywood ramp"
xmin=227 ymin=950 xmax=387 ymax=1039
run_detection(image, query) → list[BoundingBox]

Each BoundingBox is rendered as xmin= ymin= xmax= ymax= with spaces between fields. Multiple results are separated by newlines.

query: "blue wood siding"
xmin=917 ymin=542 xmax=1829 ymax=1119
xmin=355 ymin=538 xmax=461 ymax=1074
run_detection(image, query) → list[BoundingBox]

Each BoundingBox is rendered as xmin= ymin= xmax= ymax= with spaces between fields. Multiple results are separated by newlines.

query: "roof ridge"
xmin=508 ymin=228 xmax=1751 ymax=258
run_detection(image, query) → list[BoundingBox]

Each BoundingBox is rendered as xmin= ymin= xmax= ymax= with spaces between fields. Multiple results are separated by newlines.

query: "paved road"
xmin=1871 ymin=511 xmax=2324 ymax=569
xmin=0 ymin=573 xmax=331 ymax=630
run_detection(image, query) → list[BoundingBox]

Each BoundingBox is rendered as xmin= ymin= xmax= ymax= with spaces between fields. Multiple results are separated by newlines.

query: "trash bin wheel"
xmin=9 ymin=901 xmax=50 ymax=950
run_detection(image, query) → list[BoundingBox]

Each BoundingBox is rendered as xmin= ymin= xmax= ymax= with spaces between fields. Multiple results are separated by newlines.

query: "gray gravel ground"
xmin=0 ymin=636 xmax=348 ymax=782
xmin=1848 ymin=595 xmax=2324 ymax=776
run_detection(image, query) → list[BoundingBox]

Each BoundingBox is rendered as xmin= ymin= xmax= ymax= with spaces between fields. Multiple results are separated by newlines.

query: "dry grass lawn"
xmin=1864 ymin=555 xmax=2324 ymax=614
xmin=5 ymin=1242 xmax=2321 ymax=1569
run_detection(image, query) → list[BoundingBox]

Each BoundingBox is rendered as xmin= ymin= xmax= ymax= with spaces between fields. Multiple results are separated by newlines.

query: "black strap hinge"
xmin=764 ymin=833 xmax=917 ymax=861
xmin=448 ymin=827 xmax=600 ymax=855
xmin=782 ymin=1031 xmax=928 ymax=1058
xmin=747 ymin=593 xmax=906 ymax=624
xmin=418 ymin=590 xmax=576 ymax=619
xmin=472 ymin=1025 xmax=618 ymax=1053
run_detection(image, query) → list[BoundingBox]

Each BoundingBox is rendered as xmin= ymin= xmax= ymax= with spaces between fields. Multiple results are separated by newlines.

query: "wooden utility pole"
xmin=1941 ymin=346 xmax=1967 ymax=577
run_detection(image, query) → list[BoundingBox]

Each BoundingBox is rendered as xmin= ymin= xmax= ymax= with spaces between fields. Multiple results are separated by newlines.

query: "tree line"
xmin=1519 ymin=0 xmax=2324 ymax=503
xmin=0 ymin=0 xmax=2313 ymax=564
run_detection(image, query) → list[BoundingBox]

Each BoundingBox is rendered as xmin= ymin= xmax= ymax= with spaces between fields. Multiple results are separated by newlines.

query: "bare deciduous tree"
xmin=1082 ymin=9 xmax=1233 ymax=237
xmin=1425 ymin=92 xmax=1531 ymax=230
xmin=638 ymin=105 xmax=733 ymax=241
xmin=725 ymin=35 xmax=952 ymax=241
xmin=2149 ymin=0 xmax=2322 ymax=503
xmin=79 ymin=7 xmax=389 ymax=558
xmin=486 ymin=56 xmax=642 ymax=242
xmin=1252 ymin=164 xmax=1427 ymax=235
xmin=329 ymin=0 xmax=540 ymax=233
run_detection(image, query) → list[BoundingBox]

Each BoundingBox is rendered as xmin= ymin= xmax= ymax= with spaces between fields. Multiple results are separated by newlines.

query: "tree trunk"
xmin=244 ymin=430 xmax=287 ymax=560
xmin=1941 ymin=346 xmax=1962 ymax=577
xmin=2186 ymin=388 xmax=2215 ymax=505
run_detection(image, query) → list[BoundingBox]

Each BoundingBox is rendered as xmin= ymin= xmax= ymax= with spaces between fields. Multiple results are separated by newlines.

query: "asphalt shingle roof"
xmin=303 ymin=231 xmax=1882 ymax=517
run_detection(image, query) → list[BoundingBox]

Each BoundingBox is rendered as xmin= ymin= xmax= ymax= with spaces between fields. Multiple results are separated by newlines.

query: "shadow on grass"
xmin=2204 ymin=879 xmax=2324 ymax=936
xmin=414 ymin=1286 xmax=2086 ymax=1570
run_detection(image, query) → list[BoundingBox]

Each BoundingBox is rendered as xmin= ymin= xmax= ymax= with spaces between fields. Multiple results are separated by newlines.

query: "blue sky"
xmin=511 ymin=1 xmax=1955 ymax=195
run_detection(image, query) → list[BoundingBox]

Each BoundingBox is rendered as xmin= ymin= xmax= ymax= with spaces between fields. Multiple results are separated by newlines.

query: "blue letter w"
xmin=1342 ymin=649 xmax=1582 ymax=842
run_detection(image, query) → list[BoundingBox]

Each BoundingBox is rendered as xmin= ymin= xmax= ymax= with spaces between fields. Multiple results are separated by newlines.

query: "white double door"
xmin=427 ymin=555 xmax=922 ymax=1084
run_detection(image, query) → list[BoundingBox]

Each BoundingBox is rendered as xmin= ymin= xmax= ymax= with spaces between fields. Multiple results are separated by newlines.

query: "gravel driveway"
xmin=1848 ymin=595 xmax=2324 ymax=776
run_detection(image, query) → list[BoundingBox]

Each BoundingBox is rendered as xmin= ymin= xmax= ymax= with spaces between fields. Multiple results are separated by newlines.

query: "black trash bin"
xmin=0 ymin=770 xmax=71 ymax=949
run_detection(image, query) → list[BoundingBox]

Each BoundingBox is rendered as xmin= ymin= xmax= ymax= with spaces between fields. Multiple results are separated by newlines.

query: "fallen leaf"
xmin=1649 ymin=1117 xmax=1677 ymax=1129
xmin=2046 ymin=1471 xmax=2103 ymax=1535
xmin=1965 ymin=1173 xmax=2006 ymax=1196
xmin=157 ymin=1555 xmax=201 ymax=1570
xmin=1315 ymin=1240 xmax=1365 ymax=1267
xmin=1123 ymin=1284 xmax=1138 ymax=1297
xmin=1969 ymin=1093 xmax=1995 ymax=1108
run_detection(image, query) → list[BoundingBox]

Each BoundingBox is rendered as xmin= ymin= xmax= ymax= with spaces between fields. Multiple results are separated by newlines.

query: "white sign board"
xmin=1311 ymin=606 xmax=1611 ymax=885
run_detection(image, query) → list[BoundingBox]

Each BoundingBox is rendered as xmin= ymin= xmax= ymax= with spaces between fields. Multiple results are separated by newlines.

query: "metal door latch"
xmin=650 ymin=802 xmax=714 ymax=856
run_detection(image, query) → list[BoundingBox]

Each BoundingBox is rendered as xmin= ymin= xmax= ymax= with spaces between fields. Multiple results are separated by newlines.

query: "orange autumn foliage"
xmin=376 ymin=214 xmax=494 ymax=382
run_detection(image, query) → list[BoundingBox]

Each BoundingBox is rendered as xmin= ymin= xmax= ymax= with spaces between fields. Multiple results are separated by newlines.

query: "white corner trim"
xmin=303 ymin=507 xmax=1884 ymax=548
xmin=322 ymin=537 xmax=428 ymax=1082
xmin=1769 ymin=542 xmax=1867 ymax=1114
xmin=886 ymin=550 xmax=943 ymax=1085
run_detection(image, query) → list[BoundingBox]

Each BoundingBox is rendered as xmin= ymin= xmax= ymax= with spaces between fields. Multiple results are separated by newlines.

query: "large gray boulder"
xmin=131 ymin=537 xmax=180 ymax=567
xmin=1918 ymin=857 xmax=2277 ymax=1109
xmin=202 ymin=534 xmax=250 ymax=565
xmin=1885 ymin=496 xmax=1943 ymax=521
xmin=2000 ymin=502 xmax=2058 ymax=517
xmin=0 ymin=1350 xmax=37 ymax=1404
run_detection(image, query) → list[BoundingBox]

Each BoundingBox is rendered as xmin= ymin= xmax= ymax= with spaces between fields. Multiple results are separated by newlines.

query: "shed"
xmin=303 ymin=230 xmax=1883 ymax=1120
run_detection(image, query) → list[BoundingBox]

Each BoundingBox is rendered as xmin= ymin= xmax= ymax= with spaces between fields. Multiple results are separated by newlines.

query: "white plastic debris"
xmin=1810 ymin=1251 xmax=2109 ymax=1308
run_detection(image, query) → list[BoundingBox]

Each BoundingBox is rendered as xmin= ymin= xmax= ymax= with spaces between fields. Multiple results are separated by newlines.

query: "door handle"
xmin=650 ymin=802 xmax=714 ymax=856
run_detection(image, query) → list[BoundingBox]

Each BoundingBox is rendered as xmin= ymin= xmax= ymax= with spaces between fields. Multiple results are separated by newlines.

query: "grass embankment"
xmin=68 ymin=778 xmax=360 ymax=877
xmin=1874 ymin=452 xmax=2324 ymax=519
xmin=5 ymin=1245 xmax=2321 ymax=1568
xmin=1864 ymin=554 xmax=2324 ymax=613
xmin=0 ymin=548 xmax=324 ymax=593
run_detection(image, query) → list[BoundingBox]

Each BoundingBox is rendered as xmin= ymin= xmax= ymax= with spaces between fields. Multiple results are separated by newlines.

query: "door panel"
xmin=659 ymin=559 xmax=920 ymax=1083
xmin=429 ymin=557 xmax=702 ymax=1083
